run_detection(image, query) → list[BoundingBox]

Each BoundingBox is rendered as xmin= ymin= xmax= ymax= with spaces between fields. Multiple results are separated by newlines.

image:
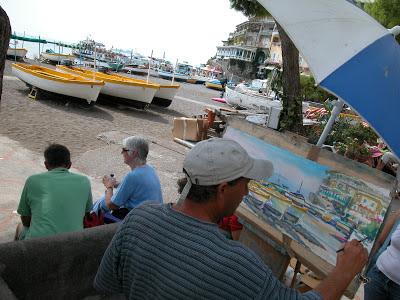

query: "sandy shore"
xmin=0 ymin=59 xmax=227 ymax=204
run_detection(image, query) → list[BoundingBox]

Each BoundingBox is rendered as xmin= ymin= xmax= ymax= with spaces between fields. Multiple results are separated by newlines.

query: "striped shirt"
xmin=94 ymin=203 xmax=321 ymax=300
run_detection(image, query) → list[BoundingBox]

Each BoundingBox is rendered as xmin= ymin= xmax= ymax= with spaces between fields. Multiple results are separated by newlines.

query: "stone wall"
xmin=0 ymin=224 xmax=119 ymax=300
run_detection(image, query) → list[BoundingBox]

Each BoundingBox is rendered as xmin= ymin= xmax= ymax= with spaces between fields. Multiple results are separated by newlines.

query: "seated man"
xmin=94 ymin=138 xmax=368 ymax=299
xmin=94 ymin=136 xmax=163 ymax=219
xmin=16 ymin=144 xmax=93 ymax=240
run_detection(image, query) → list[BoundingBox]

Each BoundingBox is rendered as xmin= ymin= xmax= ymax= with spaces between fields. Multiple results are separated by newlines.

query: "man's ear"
xmin=66 ymin=162 xmax=72 ymax=169
xmin=44 ymin=161 xmax=50 ymax=170
xmin=216 ymin=182 xmax=230 ymax=209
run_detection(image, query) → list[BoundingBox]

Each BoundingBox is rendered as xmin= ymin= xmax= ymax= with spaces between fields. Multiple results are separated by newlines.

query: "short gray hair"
xmin=123 ymin=136 xmax=149 ymax=163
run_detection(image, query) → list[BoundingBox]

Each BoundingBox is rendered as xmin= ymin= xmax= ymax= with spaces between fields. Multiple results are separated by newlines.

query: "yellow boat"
xmin=205 ymin=80 xmax=224 ymax=91
xmin=125 ymin=76 xmax=180 ymax=108
xmin=57 ymin=65 xmax=160 ymax=108
xmin=12 ymin=63 xmax=104 ymax=103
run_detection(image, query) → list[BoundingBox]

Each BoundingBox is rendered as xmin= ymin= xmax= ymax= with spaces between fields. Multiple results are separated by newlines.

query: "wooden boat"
xmin=7 ymin=48 xmax=27 ymax=59
xmin=126 ymin=77 xmax=180 ymax=108
xmin=158 ymin=70 xmax=188 ymax=82
xmin=41 ymin=52 xmax=75 ymax=63
xmin=205 ymin=79 xmax=224 ymax=90
xmin=57 ymin=65 xmax=160 ymax=108
xmin=12 ymin=63 xmax=104 ymax=103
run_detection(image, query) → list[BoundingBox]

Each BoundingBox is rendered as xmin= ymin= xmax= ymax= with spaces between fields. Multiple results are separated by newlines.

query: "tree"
xmin=0 ymin=6 xmax=11 ymax=103
xmin=365 ymin=0 xmax=400 ymax=31
xmin=229 ymin=0 xmax=302 ymax=131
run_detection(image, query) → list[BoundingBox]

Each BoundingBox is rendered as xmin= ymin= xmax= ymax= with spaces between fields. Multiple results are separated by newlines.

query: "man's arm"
xmin=20 ymin=216 xmax=31 ymax=227
xmin=102 ymin=176 xmax=120 ymax=211
xmin=17 ymin=179 xmax=32 ymax=226
xmin=259 ymin=240 xmax=367 ymax=300
xmin=314 ymin=239 xmax=368 ymax=300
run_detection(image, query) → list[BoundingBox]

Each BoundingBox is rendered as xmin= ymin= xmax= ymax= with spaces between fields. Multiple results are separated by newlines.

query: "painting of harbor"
xmin=224 ymin=127 xmax=392 ymax=265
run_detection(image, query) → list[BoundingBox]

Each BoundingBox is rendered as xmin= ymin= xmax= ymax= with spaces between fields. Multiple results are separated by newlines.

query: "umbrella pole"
xmin=316 ymin=99 xmax=344 ymax=147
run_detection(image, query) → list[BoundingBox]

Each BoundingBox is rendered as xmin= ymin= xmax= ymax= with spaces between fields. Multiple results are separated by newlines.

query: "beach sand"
xmin=0 ymin=58 xmax=225 ymax=241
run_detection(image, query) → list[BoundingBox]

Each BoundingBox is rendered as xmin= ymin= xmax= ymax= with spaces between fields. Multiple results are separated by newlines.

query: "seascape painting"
xmin=224 ymin=127 xmax=392 ymax=265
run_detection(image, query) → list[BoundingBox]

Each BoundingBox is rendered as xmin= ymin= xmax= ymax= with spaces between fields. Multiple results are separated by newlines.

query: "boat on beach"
xmin=158 ymin=70 xmax=188 ymax=82
xmin=128 ymin=77 xmax=180 ymax=107
xmin=57 ymin=65 xmax=160 ymax=108
xmin=109 ymin=72 xmax=180 ymax=108
xmin=7 ymin=48 xmax=28 ymax=60
xmin=205 ymin=79 xmax=224 ymax=90
xmin=12 ymin=63 xmax=104 ymax=103
xmin=41 ymin=50 xmax=75 ymax=64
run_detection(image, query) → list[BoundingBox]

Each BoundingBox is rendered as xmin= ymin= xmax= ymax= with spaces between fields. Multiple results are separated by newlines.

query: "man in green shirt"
xmin=16 ymin=144 xmax=93 ymax=240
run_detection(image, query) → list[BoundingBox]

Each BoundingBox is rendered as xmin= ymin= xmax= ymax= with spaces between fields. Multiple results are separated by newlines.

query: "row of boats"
xmin=8 ymin=47 xmax=226 ymax=92
xmin=11 ymin=63 xmax=180 ymax=108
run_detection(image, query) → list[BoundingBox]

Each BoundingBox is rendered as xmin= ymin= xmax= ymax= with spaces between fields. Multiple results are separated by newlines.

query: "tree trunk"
xmin=277 ymin=23 xmax=302 ymax=131
xmin=0 ymin=6 xmax=11 ymax=104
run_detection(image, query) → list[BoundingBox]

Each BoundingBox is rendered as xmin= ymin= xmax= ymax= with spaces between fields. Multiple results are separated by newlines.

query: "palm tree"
xmin=229 ymin=0 xmax=302 ymax=131
xmin=0 ymin=6 xmax=11 ymax=103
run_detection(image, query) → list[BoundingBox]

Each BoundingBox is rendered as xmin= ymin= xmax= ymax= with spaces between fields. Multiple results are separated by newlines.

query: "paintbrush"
xmin=336 ymin=237 xmax=368 ymax=253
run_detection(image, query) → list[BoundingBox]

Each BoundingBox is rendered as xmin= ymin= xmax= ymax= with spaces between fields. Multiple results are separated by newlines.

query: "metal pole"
xmin=146 ymin=49 xmax=153 ymax=83
xmin=13 ymin=32 xmax=16 ymax=62
xmin=38 ymin=35 xmax=41 ymax=62
xmin=171 ymin=59 xmax=178 ymax=85
xmin=316 ymin=98 xmax=344 ymax=147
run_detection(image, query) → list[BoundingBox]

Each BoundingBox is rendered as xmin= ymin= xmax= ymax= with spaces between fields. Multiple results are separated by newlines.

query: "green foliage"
xmin=365 ymin=0 xmax=400 ymax=42
xmin=300 ymin=75 xmax=334 ymax=103
xmin=229 ymin=0 xmax=269 ymax=17
xmin=305 ymin=116 xmax=379 ymax=161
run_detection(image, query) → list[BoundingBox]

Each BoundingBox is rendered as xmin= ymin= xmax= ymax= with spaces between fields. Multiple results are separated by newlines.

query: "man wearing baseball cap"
xmin=95 ymin=138 xmax=367 ymax=299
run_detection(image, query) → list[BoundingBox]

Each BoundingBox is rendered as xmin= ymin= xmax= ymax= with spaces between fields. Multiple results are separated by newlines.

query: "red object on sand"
xmin=212 ymin=98 xmax=226 ymax=103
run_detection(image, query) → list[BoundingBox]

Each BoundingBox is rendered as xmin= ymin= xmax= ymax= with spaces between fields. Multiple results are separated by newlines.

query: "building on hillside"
xmin=264 ymin=26 xmax=310 ymax=75
xmin=216 ymin=17 xmax=275 ymax=63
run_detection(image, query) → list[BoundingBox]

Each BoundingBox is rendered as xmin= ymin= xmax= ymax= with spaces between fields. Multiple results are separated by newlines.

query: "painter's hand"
xmin=102 ymin=175 xmax=116 ymax=189
xmin=335 ymin=239 xmax=368 ymax=279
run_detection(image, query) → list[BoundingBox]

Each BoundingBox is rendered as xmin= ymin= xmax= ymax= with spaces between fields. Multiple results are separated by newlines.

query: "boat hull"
xmin=57 ymin=66 xmax=158 ymax=105
xmin=12 ymin=64 xmax=103 ymax=103
xmin=152 ymin=86 xmax=180 ymax=107
xmin=158 ymin=71 xmax=188 ymax=82
xmin=7 ymin=48 xmax=27 ymax=59
xmin=41 ymin=53 xmax=75 ymax=63
xmin=205 ymin=81 xmax=223 ymax=91
xmin=225 ymin=85 xmax=282 ymax=111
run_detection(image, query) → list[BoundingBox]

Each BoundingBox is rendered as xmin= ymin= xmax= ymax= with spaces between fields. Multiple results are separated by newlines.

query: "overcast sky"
xmin=2 ymin=0 xmax=247 ymax=65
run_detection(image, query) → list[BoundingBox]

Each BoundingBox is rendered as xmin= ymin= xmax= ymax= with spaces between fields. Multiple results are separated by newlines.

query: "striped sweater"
xmin=94 ymin=203 xmax=321 ymax=300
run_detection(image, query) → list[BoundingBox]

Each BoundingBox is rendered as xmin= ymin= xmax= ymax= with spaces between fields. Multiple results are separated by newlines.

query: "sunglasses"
xmin=121 ymin=148 xmax=129 ymax=152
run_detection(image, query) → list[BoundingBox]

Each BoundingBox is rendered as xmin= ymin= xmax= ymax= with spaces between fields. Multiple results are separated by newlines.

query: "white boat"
xmin=225 ymin=82 xmax=282 ymax=111
xmin=7 ymin=48 xmax=27 ymax=59
xmin=41 ymin=52 xmax=75 ymax=63
xmin=119 ymin=73 xmax=180 ymax=107
xmin=57 ymin=65 xmax=160 ymax=108
xmin=12 ymin=63 xmax=104 ymax=103
xmin=122 ymin=66 xmax=148 ymax=76
xmin=153 ymin=85 xmax=180 ymax=107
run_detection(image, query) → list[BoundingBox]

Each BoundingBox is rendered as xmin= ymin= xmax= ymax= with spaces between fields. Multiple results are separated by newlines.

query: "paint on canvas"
xmin=224 ymin=127 xmax=392 ymax=265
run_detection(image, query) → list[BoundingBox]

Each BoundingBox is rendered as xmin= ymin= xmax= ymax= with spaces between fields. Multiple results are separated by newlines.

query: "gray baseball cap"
xmin=178 ymin=138 xmax=274 ymax=203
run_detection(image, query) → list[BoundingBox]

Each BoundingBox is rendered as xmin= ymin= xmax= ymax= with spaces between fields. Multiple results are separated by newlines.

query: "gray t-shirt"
xmin=95 ymin=203 xmax=321 ymax=300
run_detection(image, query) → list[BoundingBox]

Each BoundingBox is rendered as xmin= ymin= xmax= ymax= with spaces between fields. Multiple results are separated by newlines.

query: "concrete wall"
xmin=0 ymin=224 xmax=119 ymax=300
